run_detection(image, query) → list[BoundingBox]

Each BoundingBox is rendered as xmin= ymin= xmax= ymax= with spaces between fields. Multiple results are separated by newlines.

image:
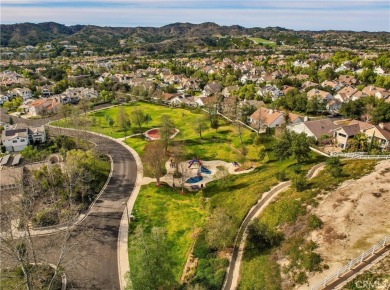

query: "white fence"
xmin=310 ymin=235 xmax=390 ymax=290
xmin=330 ymin=152 xmax=390 ymax=160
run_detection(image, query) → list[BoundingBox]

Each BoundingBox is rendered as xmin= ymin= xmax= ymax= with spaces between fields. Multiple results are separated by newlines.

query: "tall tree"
xmin=194 ymin=117 xmax=208 ymax=139
xmin=131 ymin=109 xmax=151 ymax=131
xmin=160 ymin=115 xmax=175 ymax=152
xmin=143 ymin=141 xmax=166 ymax=185
xmin=129 ymin=227 xmax=175 ymax=290
xmin=116 ymin=107 xmax=131 ymax=137
xmin=206 ymin=208 xmax=236 ymax=250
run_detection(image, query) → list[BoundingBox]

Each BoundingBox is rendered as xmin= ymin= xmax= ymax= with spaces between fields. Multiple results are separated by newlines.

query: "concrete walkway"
xmin=223 ymin=163 xmax=325 ymax=290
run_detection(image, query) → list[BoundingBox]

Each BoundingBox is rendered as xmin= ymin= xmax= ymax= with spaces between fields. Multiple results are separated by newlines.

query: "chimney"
xmin=304 ymin=116 xmax=309 ymax=122
xmin=370 ymin=86 xmax=373 ymax=91
xmin=269 ymin=109 xmax=274 ymax=114
xmin=379 ymin=123 xmax=384 ymax=129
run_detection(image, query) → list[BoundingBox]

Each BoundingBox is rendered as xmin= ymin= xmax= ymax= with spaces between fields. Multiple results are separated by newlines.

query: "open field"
xmin=248 ymin=37 xmax=276 ymax=47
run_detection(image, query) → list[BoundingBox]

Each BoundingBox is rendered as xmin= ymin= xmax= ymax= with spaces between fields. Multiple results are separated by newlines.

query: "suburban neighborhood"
xmin=0 ymin=20 xmax=389 ymax=290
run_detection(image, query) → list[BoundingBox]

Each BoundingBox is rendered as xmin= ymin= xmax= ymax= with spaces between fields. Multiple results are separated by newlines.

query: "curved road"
xmin=36 ymin=127 xmax=138 ymax=289
xmin=223 ymin=163 xmax=325 ymax=290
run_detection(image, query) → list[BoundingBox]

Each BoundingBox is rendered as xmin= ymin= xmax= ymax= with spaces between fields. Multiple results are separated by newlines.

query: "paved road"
xmin=223 ymin=163 xmax=325 ymax=290
xmin=34 ymin=127 xmax=137 ymax=289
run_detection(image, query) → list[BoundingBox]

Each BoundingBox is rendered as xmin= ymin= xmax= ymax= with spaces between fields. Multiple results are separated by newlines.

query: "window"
xmin=20 ymin=139 xmax=25 ymax=142
xmin=13 ymin=140 xmax=17 ymax=143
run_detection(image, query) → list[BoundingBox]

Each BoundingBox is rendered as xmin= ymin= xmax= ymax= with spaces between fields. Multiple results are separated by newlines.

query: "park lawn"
xmin=248 ymin=37 xmax=276 ymax=47
xmin=128 ymin=184 xmax=206 ymax=282
xmin=238 ymin=159 xmax=377 ymax=289
xmin=55 ymin=102 xmax=262 ymax=162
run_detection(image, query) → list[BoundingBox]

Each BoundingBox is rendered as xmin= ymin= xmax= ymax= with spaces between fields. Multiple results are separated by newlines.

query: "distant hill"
xmin=0 ymin=22 xmax=388 ymax=50
xmin=0 ymin=22 xmax=295 ymax=48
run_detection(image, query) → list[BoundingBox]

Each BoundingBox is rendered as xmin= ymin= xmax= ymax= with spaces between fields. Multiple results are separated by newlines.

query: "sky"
xmin=1 ymin=0 xmax=389 ymax=32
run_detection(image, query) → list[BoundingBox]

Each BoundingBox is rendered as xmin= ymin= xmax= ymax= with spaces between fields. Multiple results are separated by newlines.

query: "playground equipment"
xmin=188 ymin=158 xmax=203 ymax=168
xmin=186 ymin=176 xmax=203 ymax=183
xmin=199 ymin=165 xmax=211 ymax=174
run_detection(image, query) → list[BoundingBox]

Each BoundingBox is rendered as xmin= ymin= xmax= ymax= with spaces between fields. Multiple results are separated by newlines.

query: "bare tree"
xmin=143 ymin=141 xmax=166 ymax=185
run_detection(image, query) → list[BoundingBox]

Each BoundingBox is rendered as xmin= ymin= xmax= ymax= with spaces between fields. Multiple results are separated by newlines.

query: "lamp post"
xmin=122 ymin=201 xmax=130 ymax=224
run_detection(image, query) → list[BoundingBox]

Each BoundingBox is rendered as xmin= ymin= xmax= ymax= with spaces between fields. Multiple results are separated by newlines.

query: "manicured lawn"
xmin=248 ymin=37 xmax=276 ymax=47
xmin=68 ymin=102 xmax=263 ymax=162
xmin=238 ymin=160 xmax=377 ymax=289
xmin=128 ymin=184 xmax=206 ymax=282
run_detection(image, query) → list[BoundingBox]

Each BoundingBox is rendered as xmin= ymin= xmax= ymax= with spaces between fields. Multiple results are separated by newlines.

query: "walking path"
xmin=222 ymin=163 xmax=325 ymax=290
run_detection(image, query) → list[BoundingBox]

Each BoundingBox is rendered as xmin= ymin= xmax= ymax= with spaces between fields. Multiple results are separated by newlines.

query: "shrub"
xmin=276 ymin=171 xmax=288 ymax=181
xmin=33 ymin=209 xmax=59 ymax=227
xmin=291 ymin=174 xmax=308 ymax=192
xmin=325 ymin=157 xmax=343 ymax=177
xmin=247 ymin=219 xmax=284 ymax=251
xmin=308 ymin=214 xmax=323 ymax=229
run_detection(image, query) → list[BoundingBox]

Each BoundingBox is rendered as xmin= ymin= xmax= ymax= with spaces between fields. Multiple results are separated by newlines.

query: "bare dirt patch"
xmin=303 ymin=160 xmax=390 ymax=288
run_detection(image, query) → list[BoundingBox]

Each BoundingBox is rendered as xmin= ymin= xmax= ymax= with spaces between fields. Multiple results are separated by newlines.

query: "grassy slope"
xmin=128 ymin=184 xmax=206 ymax=281
xmin=238 ymin=160 xmax=377 ymax=290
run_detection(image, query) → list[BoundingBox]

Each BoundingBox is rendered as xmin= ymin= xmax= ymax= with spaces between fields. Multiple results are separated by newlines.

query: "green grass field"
xmin=56 ymin=102 xmax=262 ymax=162
xmin=248 ymin=37 xmax=276 ymax=47
xmin=128 ymin=184 xmax=206 ymax=282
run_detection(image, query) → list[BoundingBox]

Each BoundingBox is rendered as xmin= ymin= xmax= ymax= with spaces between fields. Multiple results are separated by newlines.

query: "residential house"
xmin=181 ymin=78 xmax=200 ymax=91
xmin=321 ymin=80 xmax=343 ymax=91
xmin=282 ymin=85 xmax=295 ymax=95
xmin=326 ymin=99 xmax=342 ymax=113
xmin=338 ymin=75 xmax=357 ymax=86
xmin=334 ymin=86 xmax=360 ymax=103
xmin=361 ymin=123 xmax=390 ymax=150
xmin=222 ymin=85 xmax=239 ymax=98
xmin=362 ymin=86 xmax=386 ymax=97
xmin=0 ymin=93 xmax=10 ymax=105
xmin=170 ymin=95 xmax=196 ymax=107
xmin=195 ymin=96 xmax=219 ymax=109
xmin=287 ymin=118 xmax=338 ymax=141
xmin=257 ymin=85 xmax=283 ymax=101
xmin=249 ymin=107 xmax=285 ymax=129
xmin=374 ymin=67 xmax=385 ymax=75
xmin=307 ymin=88 xmax=333 ymax=102
xmin=301 ymin=81 xmax=319 ymax=90
xmin=10 ymin=87 xmax=32 ymax=101
xmin=203 ymin=82 xmax=222 ymax=97
xmin=1 ymin=124 xmax=46 ymax=152
xmin=28 ymin=98 xmax=61 ymax=116
xmin=332 ymin=124 xmax=361 ymax=149
xmin=293 ymin=60 xmax=309 ymax=68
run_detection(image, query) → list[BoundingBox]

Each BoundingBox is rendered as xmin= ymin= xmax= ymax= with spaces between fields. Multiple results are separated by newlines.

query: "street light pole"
xmin=122 ymin=201 xmax=130 ymax=223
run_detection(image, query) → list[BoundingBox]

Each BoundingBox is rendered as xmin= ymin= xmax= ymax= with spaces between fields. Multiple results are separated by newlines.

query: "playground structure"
xmin=186 ymin=158 xmax=212 ymax=184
